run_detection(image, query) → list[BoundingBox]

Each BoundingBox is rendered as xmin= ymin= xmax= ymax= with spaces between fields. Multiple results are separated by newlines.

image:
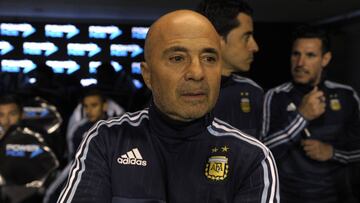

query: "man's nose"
xmin=249 ymin=37 xmax=259 ymax=53
xmin=184 ymin=58 xmax=205 ymax=81
xmin=297 ymin=56 xmax=305 ymax=66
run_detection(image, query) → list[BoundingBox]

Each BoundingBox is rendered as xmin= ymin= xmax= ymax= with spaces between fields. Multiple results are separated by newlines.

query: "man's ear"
xmin=321 ymin=52 xmax=332 ymax=68
xmin=102 ymin=101 xmax=108 ymax=112
xmin=220 ymin=36 xmax=226 ymax=49
xmin=141 ymin=62 xmax=152 ymax=90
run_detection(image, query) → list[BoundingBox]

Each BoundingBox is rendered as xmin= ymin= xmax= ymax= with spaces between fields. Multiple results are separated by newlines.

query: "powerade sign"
xmin=5 ymin=144 xmax=44 ymax=158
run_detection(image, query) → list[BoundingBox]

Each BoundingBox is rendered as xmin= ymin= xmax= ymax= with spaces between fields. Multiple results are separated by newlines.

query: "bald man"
xmin=58 ymin=10 xmax=279 ymax=203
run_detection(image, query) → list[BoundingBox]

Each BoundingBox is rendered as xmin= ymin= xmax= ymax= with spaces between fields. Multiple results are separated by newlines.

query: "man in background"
xmin=262 ymin=25 xmax=360 ymax=203
xmin=71 ymin=88 xmax=108 ymax=156
xmin=0 ymin=94 xmax=22 ymax=140
xmin=197 ymin=0 xmax=262 ymax=138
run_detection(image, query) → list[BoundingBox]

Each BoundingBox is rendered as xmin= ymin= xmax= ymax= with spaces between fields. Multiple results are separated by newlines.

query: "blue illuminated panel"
xmin=0 ymin=23 xmax=36 ymax=37
xmin=110 ymin=61 xmax=123 ymax=72
xmin=0 ymin=41 xmax=14 ymax=55
xmin=132 ymin=79 xmax=143 ymax=89
xmin=46 ymin=60 xmax=80 ymax=74
xmin=89 ymin=25 xmax=122 ymax=40
xmin=1 ymin=59 xmax=37 ymax=73
xmin=23 ymin=42 xmax=58 ymax=56
xmin=67 ymin=43 xmax=101 ymax=57
xmin=89 ymin=61 xmax=102 ymax=74
xmin=45 ymin=24 xmax=80 ymax=39
xmin=131 ymin=62 xmax=141 ymax=74
xmin=0 ymin=20 xmax=149 ymax=92
xmin=110 ymin=44 xmax=143 ymax=58
xmin=131 ymin=27 xmax=149 ymax=40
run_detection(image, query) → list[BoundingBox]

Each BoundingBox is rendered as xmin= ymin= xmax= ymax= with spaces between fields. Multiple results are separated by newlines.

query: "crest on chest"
xmin=240 ymin=92 xmax=250 ymax=113
xmin=204 ymin=146 xmax=230 ymax=181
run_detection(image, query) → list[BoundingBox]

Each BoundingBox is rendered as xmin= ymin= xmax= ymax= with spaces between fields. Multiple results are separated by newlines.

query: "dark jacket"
xmin=214 ymin=74 xmax=263 ymax=138
xmin=262 ymin=80 xmax=360 ymax=203
xmin=58 ymin=103 xmax=279 ymax=203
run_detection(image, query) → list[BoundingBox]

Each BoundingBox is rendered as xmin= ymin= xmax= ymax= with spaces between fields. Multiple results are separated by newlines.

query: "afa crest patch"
xmin=330 ymin=98 xmax=341 ymax=111
xmin=240 ymin=92 xmax=251 ymax=113
xmin=205 ymin=156 xmax=229 ymax=181
xmin=240 ymin=98 xmax=251 ymax=113
xmin=329 ymin=94 xmax=341 ymax=111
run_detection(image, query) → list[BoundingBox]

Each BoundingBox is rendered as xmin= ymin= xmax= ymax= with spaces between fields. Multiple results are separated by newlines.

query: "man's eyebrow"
xmin=162 ymin=46 xmax=219 ymax=56
xmin=163 ymin=46 xmax=188 ymax=55
xmin=202 ymin=47 xmax=219 ymax=56
xmin=244 ymin=31 xmax=254 ymax=35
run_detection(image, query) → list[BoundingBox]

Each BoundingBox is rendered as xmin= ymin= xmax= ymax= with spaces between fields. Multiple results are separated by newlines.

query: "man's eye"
xmin=169 ymin=55 xmax=184 ymax=63
xmin=291 ymin=52 xmax=300 ymax=57
xmin=307 ymin=53 xmax=316 ymax=58
xmin=204 ymin=56 xmax=217 ymax=63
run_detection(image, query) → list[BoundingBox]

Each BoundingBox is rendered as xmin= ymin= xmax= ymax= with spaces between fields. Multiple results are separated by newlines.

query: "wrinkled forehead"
xmin=145 ymin=11 xmax=220 ymax=59
xmin=147 ymin=21 xmax=220 ymax=58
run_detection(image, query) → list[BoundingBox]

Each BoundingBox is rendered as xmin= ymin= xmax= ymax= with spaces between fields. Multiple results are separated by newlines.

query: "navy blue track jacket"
xmin=58 ymin=103 xmax=279 ymax=203
xmin=214 ymin=74 xmax=263 ymax=138
xmin=262 ymin=80 xmax=360 ymax=203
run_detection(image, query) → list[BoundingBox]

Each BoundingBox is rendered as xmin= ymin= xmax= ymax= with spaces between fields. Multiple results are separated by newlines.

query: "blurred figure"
xmin=0 ymin=94 xmax=23 ymax=139
xmin=96 ymin=62 xmax=118 ymax=91
xmin=66 ymin=86 xmax=124 ymax=159
xmin=71 ymin=88 xmax=108 ymax=157
xmin=0 ymin=94 xmax=59 ymax=203
xmin=262 ymin=26 xmax=360 ymax=203
xmin=43 ymin=88 xmax=110 ymax=203
xmin=197 ymin=0 xmax=263 ymax=138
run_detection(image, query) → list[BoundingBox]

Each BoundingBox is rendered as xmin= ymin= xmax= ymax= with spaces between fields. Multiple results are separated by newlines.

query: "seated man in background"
xmin=42 ymin=88 xmax=109 ymax=203
xmin=58 ymin=10 xmax=279 ymax=203
xmin=262 ymin=25 xmax=360 ymax=203
xmin=0 ymin=94 xmax=59 ymax=203
xmin=71 ymin=88 xmax=108 ymax=157
xmin=0 ymin=94 xmax=23 ymax=140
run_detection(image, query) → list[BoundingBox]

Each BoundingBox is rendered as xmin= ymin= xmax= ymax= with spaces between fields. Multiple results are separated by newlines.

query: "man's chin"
xmin=176 ymin=106 xmax=210 ymax=121
xmin=293 ymin=77 xmax=310 ymax=85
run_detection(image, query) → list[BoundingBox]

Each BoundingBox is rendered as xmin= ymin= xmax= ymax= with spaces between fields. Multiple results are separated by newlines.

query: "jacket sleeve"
xmin=233 ymin=148 xmax=280 ymax=203
xmin=332 ymin=89 xmax=360 ymax=164
xmin=57 ymin=121 xmax=112 ymax=203
xmin=261 ymin=89 xmax=308 ymax=158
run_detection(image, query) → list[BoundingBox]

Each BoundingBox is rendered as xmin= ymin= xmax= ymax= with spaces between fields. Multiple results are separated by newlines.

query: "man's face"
xmin=142 ymin=17 xmax=221 ymax=121
xmin=291 ymin=38 xmax=331 ymax=86
xmin=0 ymin=103 xmax=22 ymax=133
xmin=220 ymin=13 xmax=259 ymax=75
xmin=83 ymin=95 xmax=107 ymax=122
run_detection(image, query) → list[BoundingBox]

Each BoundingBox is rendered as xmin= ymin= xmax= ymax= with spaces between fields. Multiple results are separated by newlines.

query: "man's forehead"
xmin=293 ymin=38 xmax=322 ymax=49
xmin=0 ymin=103 xmax=19 ymax=111
xmin=145 ymin=10 xmax=220 ymax=60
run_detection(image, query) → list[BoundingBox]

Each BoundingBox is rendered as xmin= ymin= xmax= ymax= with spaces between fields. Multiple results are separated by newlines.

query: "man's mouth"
xmin=294 ymin=67 xmax=309 ymax=75
xmin=180 ymin=91 xmax=207 ymax=100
